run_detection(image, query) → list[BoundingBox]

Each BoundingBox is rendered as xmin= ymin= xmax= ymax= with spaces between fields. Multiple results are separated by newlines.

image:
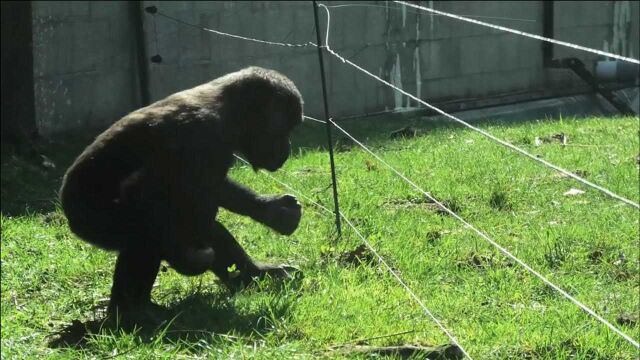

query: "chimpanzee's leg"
xmin=108 ymin=243 xmax=161 ymax=315
xmin=208 ymin=221 xmax=298 ymax=288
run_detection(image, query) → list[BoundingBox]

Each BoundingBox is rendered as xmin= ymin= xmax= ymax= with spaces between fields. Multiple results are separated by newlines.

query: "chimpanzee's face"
xmin=241 ymin=95 xmax=302 ymax=172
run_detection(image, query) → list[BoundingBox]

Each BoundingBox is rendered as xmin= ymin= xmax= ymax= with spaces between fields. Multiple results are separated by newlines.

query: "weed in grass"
xmin=583 ymin=246 xmax=629 ymax=283
xmin=389 ymin=126 xmax=419 ymax=140
xmin=385 ymin=195 xmax=462 ymax=215
xmin=385 ymin=195 xmax=431 ymax=208
xmin=425 ymin=231 xmax=441 ymax=245
xmin=338 ymin=244 xmax=377 ymax=267
xmin=517 ymin=136 xmax=532 ymax=145
xmin=456 ymin=252 xmax=514 ymax=271
xmin=587 ymin=248 xmax=605 ymax=263
xmin=489 ymin=189 xmax=512 ymax=211
xmin=610 ymin=253 xmax=634 ymax=282
xmin=616 ymin=313 xmax=638 ymax=328
xmin=434 ymin=199 xmax=462 ymax=215
xmin=542 ymin=240 xmax=569 ymax=269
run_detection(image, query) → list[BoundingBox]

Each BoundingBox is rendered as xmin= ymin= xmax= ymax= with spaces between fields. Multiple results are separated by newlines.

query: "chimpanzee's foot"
xmin=107 ymin=299 xmax=164 ymax=314
xmin=255 ymin=262 xmax=302 ymax=280
xmin=221 ymin=262 xmax=302 ymax=290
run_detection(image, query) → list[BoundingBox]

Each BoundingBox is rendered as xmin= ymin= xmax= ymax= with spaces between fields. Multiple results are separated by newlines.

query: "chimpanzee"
xmin=60 ymin=66 xmax=303 ymax=314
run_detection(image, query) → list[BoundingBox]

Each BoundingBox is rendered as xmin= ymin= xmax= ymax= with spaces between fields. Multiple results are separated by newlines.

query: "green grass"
xmin=2 ymin=116 xmax=639 ymax=359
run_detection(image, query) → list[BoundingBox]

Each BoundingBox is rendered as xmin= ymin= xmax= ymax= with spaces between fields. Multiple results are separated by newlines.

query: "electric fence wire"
xmin=328 ymin=117 xmax=640 ymax=349
xmin=149 ymin=6 xmax=639 ymax=209
xmin=233 ymin=154 xmax=473 ymax=359
xmin=316 ymin=4 xmax=639 ymax=348
xmin=154 ymin=10 xmax=313 ymax=48
xmin=325 ymin=3 xmax=538 ymax=23
xmin=149 ymin=4 xmax=640 ymax=350
xmin=395 ymin=1 xmax=640 ymax=64
xmin=149 ymin=9 xmax=468 ymax=353
xmin=315 ymin=4 xmax=639 ymax=210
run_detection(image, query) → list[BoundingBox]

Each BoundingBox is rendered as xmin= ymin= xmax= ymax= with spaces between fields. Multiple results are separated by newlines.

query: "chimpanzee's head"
xmin=222 ymin=67 xmax=303 ymax=172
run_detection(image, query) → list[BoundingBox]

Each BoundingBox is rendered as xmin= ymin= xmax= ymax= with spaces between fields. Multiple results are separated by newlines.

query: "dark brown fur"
xmin=60 ymin=67 xmax=303 ymax=314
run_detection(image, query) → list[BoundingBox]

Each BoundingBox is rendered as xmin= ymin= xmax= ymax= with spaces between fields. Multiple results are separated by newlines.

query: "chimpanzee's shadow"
xmin=48 ymin=279 xmax=302 ymax=350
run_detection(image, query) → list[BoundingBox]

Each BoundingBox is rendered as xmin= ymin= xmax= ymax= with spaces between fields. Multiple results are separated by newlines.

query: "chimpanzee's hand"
xmin=263 ymin=194 xmax=302 ymax=235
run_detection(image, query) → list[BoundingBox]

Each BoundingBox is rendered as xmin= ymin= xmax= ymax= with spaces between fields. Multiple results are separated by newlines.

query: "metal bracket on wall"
xmin=543 ymin=2 xmax=636 ymax=116
xmin=548 ymin=58 xmax=636 ymax=116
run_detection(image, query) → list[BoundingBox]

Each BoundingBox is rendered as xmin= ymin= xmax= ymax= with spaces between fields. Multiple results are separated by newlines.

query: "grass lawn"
xmin=1 ymin=115 xmax=638 ymax=359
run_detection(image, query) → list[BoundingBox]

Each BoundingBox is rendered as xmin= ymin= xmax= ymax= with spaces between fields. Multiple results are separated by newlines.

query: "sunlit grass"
xmin=2 ymin=116 xmax=638 ymax=359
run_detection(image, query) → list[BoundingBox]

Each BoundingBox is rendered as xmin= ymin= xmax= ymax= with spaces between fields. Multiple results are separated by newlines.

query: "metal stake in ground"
xmin=312 ymin=0 xmax=342 ymax=238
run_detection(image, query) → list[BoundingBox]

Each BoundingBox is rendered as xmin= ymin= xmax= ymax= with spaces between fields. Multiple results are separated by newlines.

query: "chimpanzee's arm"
xmin=217 ymin=178 xmax=302 ymax=236
xmin=217 ymin=178 xmax=268 ymax=221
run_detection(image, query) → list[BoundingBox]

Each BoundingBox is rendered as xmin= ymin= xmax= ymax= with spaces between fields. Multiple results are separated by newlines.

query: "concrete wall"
xmin=31 ymin=1 xmax=639 ymax=135
xmin=32 ymin=1 xmax=140 ymax=135
xmin=144 ymin=2 xmax=324 ymax=116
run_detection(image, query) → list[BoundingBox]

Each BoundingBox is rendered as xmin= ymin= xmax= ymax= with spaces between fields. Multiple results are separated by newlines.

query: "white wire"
xmin=152 ymin=4 xmax=639 ymax=209
xmin=316 ymin=4 xmax=639 ymax=210
xmin=317 ymin=4 xmax=639 ymax=348
xmin=327 ymin=118 xmax=640 ymax=350
xmin=303 ymin=115 xmax=327 ymax=124
xmin=325 ymin=3 xmax=537 ymax=23
xmin=394 ymin=1 xmax=640 ymax=64
xmin=336 ymin=214 xmax=474 ymax=360
xmin=233 ymin=154 xmax=473 ymax=359
xmin=155 ymin=5 xmax=639 ymax=349
xmin=155 ymin=11 xmax=312 ymax=48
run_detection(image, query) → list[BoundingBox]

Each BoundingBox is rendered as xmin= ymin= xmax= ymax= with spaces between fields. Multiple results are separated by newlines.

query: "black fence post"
xmin=131 ymin=1 xmax=150 ymax=106
xmin=312 ymin=1 xmax=342 ymax=238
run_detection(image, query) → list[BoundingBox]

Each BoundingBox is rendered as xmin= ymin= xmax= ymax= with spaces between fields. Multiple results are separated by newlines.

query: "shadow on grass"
xmin=1 ymin=130 xmax=97 ymax=217
xmin=48 ymin=278 xmax=303 ymax=352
